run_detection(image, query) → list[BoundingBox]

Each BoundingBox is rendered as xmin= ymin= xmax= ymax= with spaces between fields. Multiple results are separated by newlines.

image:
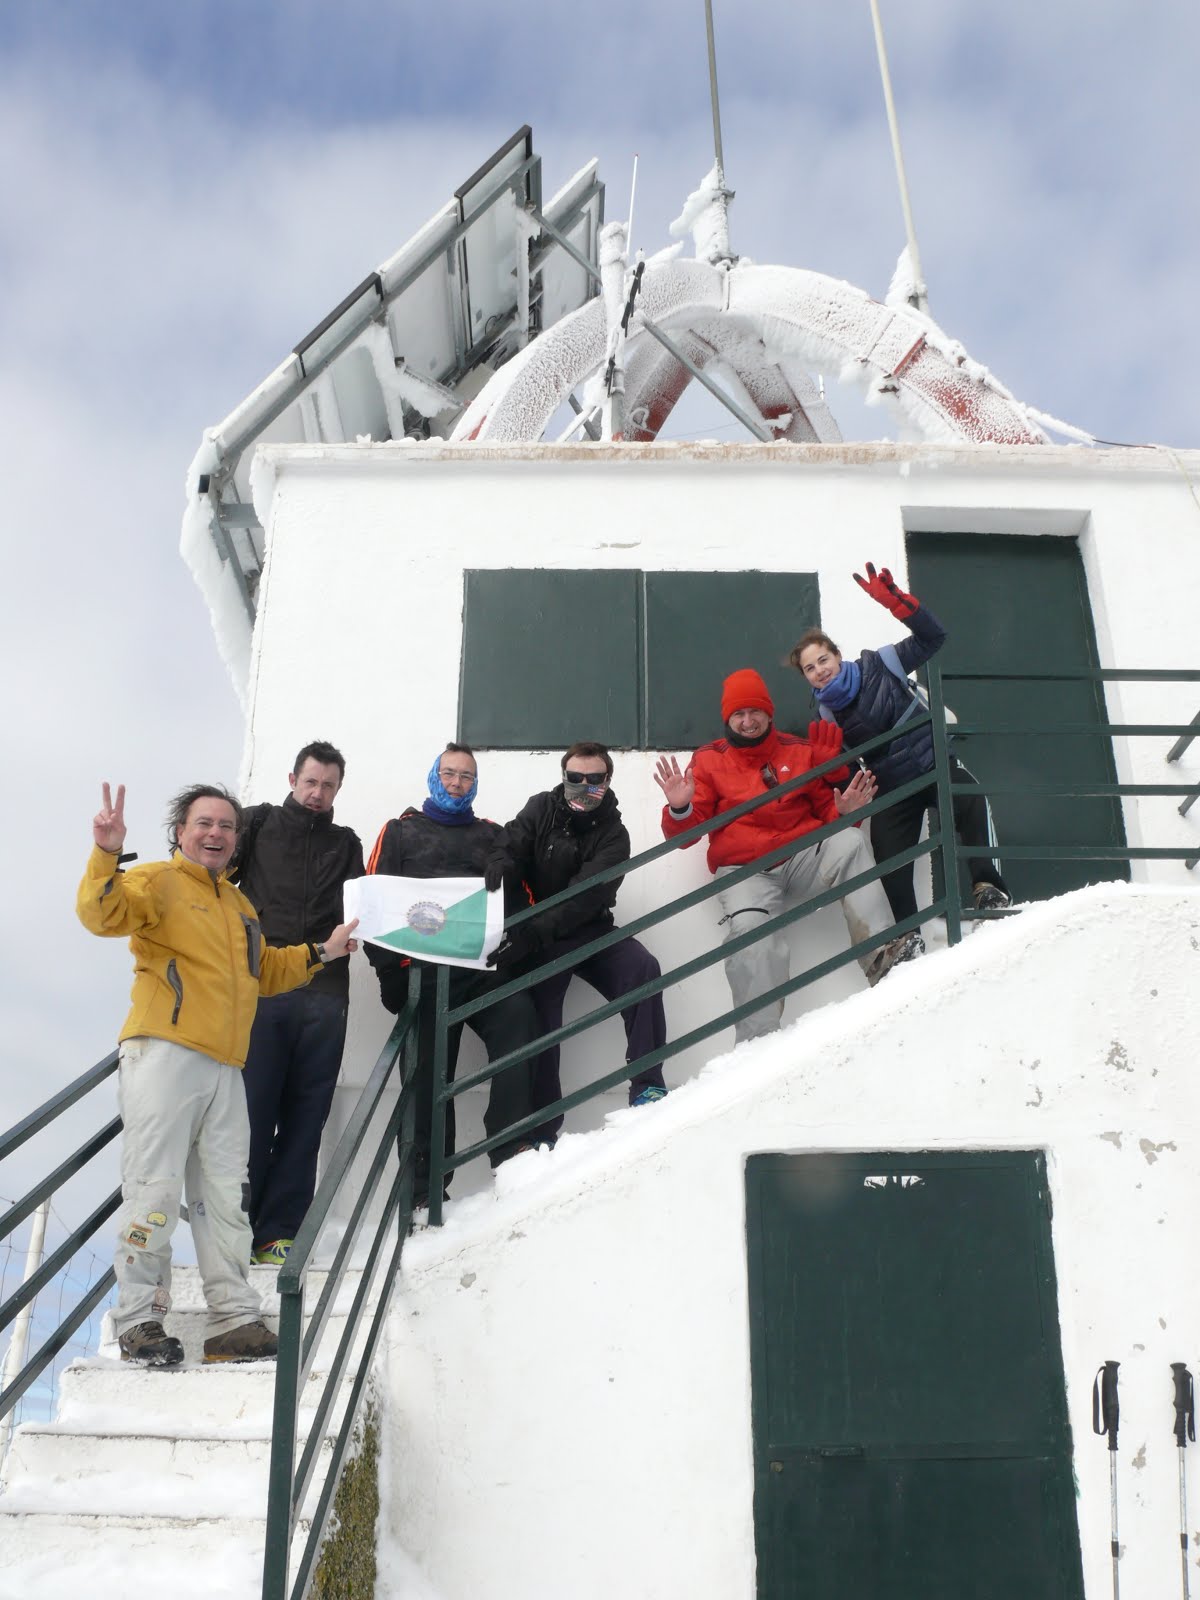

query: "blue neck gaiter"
xmin=814 ymin=659 xmax=862 ymax=712
xmin=422 ymin=755 xmax=478 ymax=826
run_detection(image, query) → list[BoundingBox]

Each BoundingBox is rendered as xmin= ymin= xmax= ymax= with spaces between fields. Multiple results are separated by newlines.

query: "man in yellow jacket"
xmin=78 ymin=781 xmax=358 ymax=1367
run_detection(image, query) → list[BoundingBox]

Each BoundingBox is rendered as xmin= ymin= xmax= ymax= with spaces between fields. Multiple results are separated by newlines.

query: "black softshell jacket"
xmin=491 ymin=786 xmax=629 ymax=943
xmin=234 ymin=794 xmax=365 ymax=998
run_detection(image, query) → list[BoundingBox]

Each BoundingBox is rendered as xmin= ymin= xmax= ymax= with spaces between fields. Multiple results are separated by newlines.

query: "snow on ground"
xmin=399 ymin=880 xmax=1166 ymax=1268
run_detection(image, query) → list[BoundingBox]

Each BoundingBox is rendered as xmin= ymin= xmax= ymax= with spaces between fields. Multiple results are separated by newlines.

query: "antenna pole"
xmin=704 ymin=0 xmax=725 ymax=175
xmin=627 ymin=152 xmax=640 ymax=261
xmin=697 ymin=1 xmax=736 ymax=264
xmin=868 ymin=0 xmax=928 ymax=313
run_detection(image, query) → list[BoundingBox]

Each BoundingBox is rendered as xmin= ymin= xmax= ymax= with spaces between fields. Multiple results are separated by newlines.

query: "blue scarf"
xmin=814 ymin=659 xmax=862 ymax=712
xmin=423 ymin=755 xmax=478 ymax=826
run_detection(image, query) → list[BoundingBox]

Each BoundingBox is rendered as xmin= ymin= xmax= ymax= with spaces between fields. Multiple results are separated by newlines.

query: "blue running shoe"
xmin=630 ymin=1085 xmax=668 ymax=1108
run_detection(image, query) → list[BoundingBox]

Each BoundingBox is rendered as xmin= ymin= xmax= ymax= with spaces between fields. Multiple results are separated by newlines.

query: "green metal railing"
xmin=424 ymin=665 xmax=1200 ymax=1220
xmin=1164 ymin=701 xmax=1200 ymax=867
xmin=261 ymin=964 xmax=421 ymax=1600
xmin=3 ymin=665 xmax=1197 ymax=1600
xmin=0 ymin=1051 xmax=120 ymax=1425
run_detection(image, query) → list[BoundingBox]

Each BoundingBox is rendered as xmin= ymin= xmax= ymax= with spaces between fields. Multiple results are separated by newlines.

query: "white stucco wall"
xmin=378 ymin=885 xmax=1200 ymax=1600
xmin=237 ymin=439 xmax=1200 ymax=1193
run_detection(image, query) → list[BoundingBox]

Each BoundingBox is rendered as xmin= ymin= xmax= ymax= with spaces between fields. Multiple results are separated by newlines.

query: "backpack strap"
xmin=875 ymin=642 xmax=928 ymax=732
xmin=877 ymin=642 xmax=917 ymax=694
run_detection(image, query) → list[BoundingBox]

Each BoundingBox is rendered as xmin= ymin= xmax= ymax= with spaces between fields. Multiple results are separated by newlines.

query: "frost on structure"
xmin=669 ymin=163 xmax=733 ymax=266
xmin=453 ymin=256 xmax=1047 ymax=447
xmin=180 ymin=434 xmax=254 ymax=702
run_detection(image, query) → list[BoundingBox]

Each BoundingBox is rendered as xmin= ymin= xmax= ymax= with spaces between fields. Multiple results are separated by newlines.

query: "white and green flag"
xmin=345 ymin=875 xmax=505 ymax=971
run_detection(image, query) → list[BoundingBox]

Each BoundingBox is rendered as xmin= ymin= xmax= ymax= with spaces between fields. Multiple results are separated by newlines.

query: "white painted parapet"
xmin=380 ymin=885 xmax=1200 ymax=1600
xmin=232 ymin=440 xmax=1200 ymax=1198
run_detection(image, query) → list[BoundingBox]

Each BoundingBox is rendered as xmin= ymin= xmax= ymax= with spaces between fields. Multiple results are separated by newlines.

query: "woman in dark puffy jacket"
xmin=791 ymin=561 xmax=1011 ymax=934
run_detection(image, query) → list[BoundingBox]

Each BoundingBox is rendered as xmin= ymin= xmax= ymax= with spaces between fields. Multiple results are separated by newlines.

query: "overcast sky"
xmin=1 ymin=1 xmax=1196 ymax=1164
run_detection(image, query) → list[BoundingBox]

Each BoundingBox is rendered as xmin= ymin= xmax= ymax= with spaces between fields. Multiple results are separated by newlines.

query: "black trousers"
xmin=410 ymin=962 xmax=538 ymax=1197
xmin=870 ymin=758 xmax=1010 ymax=922
xmin=529 ymin=932 xmax=667 ymax=1141
xmin=243 ymin=987 xmax=348 ymax=1250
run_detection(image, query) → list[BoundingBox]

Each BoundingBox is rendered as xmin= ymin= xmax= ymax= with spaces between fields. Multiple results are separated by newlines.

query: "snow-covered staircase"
xmin=0 ymin=1263 xmax=367 ymax=1600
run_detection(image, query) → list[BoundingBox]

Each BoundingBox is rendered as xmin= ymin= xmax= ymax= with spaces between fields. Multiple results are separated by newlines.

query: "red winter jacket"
xmin=660 ymin=729 xmax=843 ymax=872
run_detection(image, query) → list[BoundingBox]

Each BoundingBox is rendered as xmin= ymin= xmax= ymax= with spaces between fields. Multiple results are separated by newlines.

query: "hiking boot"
xmin=629 ymin=1085 xmax=668 ymax=1108
xmin=972 ymin=883 xmax=1013 ymax=913
xmin=252 ymin=1239 xmax=293 ymax=1266
xmin=203 ymin=1319 xmax=278 ymax=1363
xmin=864 ymin=931 xmax=926 ymax=987
xmin=118 ymin=1320 xmax=184 ymax=1368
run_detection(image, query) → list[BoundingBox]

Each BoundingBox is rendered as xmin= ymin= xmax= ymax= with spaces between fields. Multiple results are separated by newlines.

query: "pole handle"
xmin=1172 ymin=1362 xmax=1196 ymax=1447
xmin=1094 ymin=1360 xmax=1121 ymax=1449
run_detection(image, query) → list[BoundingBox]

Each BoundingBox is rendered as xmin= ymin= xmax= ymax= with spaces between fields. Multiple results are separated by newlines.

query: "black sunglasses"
xmin=564 ymin=769 xmax=610 ymax=786
xmin=760 ymin=763 xmax=779 ymax=789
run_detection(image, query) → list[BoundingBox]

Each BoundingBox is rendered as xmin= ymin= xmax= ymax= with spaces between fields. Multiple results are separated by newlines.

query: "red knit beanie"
xmin=721 ymin=668 xmax=774 ymax=722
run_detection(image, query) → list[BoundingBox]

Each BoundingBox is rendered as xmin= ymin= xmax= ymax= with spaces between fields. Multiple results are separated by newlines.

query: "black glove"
xmin=483 ymin=856 xmax=506 ymax=893
xmin=486 ymin=922 xmax=543 ymax=969
xmin=377 ymin=967 xmax=407 ymax=1014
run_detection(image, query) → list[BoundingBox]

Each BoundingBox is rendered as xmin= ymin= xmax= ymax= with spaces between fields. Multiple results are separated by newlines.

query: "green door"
xmin=745 ymin=1151 xmax=1084 ymax=1600
xmin=905 ymin=531 xmax=1127 ymax=902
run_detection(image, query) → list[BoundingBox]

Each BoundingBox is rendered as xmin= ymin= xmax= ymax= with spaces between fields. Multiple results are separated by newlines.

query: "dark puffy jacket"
xmin=364 ymin=808 xmax=509 ymax=1008
xmin=823 ymin=604 xmax=947 ymax=794
xmin=491 ymin=786 xmax=628 ymax=943
xmin=233 ymin=794 xmax=364 ymax=998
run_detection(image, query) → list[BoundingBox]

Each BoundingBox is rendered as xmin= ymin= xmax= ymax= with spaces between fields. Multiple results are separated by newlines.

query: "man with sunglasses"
xmin=654 ymin=669 xmax=921 ymax=1044
xmin=365 ymin=744 xmax=540 ymax=1208
xmin=485 ymin=741 xmax=668 ymax=1143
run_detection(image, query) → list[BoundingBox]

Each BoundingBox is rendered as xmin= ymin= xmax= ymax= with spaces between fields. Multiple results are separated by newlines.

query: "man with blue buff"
xmin=366 ymin=744 xmax=539 ymax=1208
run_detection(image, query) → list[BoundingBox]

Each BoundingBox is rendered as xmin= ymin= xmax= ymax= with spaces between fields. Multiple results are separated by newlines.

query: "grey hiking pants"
xmin=114 ymin=1037 xmax=262 ymax=1338
xmin=715 ymin=826 xmax=892 ymax=1043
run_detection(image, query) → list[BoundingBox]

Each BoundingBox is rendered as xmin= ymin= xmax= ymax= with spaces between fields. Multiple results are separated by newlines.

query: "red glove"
xmin=853 ymin=560 xmax=918 ymax=620
xmin=807 ymin=719 xmax=846 ymax=774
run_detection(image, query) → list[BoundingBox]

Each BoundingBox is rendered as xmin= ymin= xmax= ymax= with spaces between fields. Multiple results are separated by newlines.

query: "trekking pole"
xmin=1172 ymin=1362 xmax=1195 ymax=1600
xmin=1093 ymin=1360 xmax=1121 ymax=1600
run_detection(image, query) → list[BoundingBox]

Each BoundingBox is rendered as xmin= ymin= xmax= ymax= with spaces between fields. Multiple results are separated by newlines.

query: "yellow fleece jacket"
xmin=77 ymin=845 xmax=320 ymax=1067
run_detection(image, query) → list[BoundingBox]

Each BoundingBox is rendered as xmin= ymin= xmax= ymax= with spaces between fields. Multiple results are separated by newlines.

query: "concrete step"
xmin=0 ymin=1263 xmax=379 ymax=1600
xmin=3 ymin=1416 xmax=335 ymax=1488
xmin=0 ymin=1510 xmax=300 ymax=1600
xmin=98 ymin=1304 xmax=357 ymax=1367
xmin=53 ymin=1355 xmax=328 ymax=1431
xmin=96 ymin=1261 xmax=377 ymax=1363
xmin=133 ymin=1260 xmax=367 ymax=1315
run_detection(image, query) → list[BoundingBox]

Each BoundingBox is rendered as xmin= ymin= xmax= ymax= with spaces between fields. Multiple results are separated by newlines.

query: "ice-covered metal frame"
xmin=187 ymin=128 xmax=605 ymax=620
xmin=452 ymin=252 xmax=1048 ymax=451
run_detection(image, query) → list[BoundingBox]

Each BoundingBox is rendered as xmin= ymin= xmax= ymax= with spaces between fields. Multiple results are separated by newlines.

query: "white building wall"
xmin=237 ymin=440 xmax=1200 ymax=1192
xmin=380 ymin=886 xmax=1200 ymax=1600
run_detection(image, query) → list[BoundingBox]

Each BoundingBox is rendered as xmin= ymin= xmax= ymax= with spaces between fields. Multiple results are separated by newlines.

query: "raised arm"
xmin=77 ymin=783 xmax=157 ymax=937
xmin=853 ymin=560 xmax=947 ymax=673
xmin=657 ymin=754 xmax=719 ymax=846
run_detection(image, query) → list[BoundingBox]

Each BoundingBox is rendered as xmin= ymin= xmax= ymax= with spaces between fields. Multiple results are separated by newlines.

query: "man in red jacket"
xmin=654 ymin=669 xmax=920 ymax=1043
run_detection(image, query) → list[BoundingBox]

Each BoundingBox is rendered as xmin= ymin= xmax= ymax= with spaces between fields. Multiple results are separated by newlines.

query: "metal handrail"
xmin=0 ymin=1050 xmax=118 ymax=1163
xmin=0 ymin=1053 xmax=121 ymax=1426
xmin=261 ymin=967 xmax=421 ymax=1600
xmin=426 ymin=663 xmax=1200 ymax=1213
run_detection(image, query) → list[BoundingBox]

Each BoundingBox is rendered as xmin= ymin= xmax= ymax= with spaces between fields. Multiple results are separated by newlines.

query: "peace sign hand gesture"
xmin=94 ymin=783 xmax=127 ymax=853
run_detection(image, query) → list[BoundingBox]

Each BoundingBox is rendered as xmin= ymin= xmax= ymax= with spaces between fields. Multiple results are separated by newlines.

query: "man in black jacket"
xmin=234 ymin=740 xmax=365 ymax=1264
xmin=365 ymin=743 xmax=539 ymax=1206
xmin=487 ymin=741 xmax=667 ymax=1144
